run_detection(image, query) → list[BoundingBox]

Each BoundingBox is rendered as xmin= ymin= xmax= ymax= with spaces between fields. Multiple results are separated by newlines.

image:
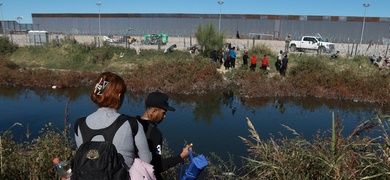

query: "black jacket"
xmin=137 ymin=116 xmax=183 ymax=180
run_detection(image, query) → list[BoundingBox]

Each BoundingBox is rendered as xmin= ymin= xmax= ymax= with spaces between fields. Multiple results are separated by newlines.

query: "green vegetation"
xmin=1 ymin=35 xmax=390 ymax=178
xmin=239 ymin=114 xmax=390 ymax=179
xmin=2 ymin=35 xmax=390 ymax=103
xmin=0 ymin=104 xmax=74 ymax=179
xmin=194 ymin=22 xmax=224 ymax=56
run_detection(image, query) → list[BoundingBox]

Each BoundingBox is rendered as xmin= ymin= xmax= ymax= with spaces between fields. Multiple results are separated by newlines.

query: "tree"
xmin=195 ymin=22 xmax=224 ymax=57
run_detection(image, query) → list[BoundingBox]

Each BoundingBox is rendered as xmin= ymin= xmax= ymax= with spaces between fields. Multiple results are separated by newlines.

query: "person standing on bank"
xmin=285 ymin=34 xmax=291 ymax=52
xmin=261 ymin=54 xmax=270 ymax=72
xmin=229 ymin=47 xmax=237 ymax=68
xmin=250 ymin=54 xmax=257 ymax=71
xmin=242 ymin=51 xmax=249 ymax=68
xmin=137 ymin=92 xmax=193 ymax=180
xmin=276 ymin=50 xmax=283 ymax=72
xmin=74 ymin=72 xmax=152 ymax=167
xmin=280 ymin=54 xmax=289 ymax=76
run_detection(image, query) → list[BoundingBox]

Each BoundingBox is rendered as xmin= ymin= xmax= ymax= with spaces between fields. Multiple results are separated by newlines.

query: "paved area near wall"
xmin=9 ymin=34 xmax=390 ymax=58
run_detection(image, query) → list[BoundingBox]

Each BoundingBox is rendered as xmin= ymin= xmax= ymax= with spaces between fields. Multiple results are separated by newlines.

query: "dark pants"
xmin=231 ymin=58 xmax=236 ymax=68
xmin=280 ymin=66 xmax=287 ymax=76
xmin=224 ymin=58 xmax=231 ymax=70
xmin=250 ymin=64 xmax=256 ymax=71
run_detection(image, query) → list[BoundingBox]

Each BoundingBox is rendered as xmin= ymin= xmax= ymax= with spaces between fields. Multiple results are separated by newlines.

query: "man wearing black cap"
xmin=137 ymin=91 xmax=193 ymax=180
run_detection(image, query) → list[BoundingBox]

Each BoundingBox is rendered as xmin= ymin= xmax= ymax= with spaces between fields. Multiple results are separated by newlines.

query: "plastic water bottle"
xmin=53 ymin=157 xmax=72 ymax=179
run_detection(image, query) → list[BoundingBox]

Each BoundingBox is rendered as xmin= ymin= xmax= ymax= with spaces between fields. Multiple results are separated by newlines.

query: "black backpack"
xmin=72 ymin=114 xmax=138 ymax=180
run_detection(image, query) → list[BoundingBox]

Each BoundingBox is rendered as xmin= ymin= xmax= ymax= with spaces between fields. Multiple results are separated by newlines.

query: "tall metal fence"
xmin=28 ymin=13 xmax=390 ymax=45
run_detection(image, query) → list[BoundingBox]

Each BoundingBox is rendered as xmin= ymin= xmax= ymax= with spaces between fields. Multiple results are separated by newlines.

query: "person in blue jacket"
xmin=229 ymin=47 xmax=236 ymax=68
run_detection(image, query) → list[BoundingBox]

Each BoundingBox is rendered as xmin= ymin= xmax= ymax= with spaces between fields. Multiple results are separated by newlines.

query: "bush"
xmin=195 ymin=22 xmax=224 ymax=57
xmin=0 ymin=121 xmax=75 ymax=179
xmin=239 ymin=115 xmax=390 ymax=179
xmin=0 ymin=36 xmax=18 ymax=56
xmin=125 ymin=57 xmax=224 ymax=94
xmin=250 ymin=44 xmax=275 ymax=58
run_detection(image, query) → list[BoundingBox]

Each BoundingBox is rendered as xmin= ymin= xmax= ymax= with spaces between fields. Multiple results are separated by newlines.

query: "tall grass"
xmin=239 ymin=114 xmax=390 ymax=179
xmin=0 ymin=102 xmax=75 ymax=179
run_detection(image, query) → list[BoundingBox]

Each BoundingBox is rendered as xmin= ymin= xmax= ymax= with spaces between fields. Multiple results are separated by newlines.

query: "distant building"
xmin=26 ymin=13 xmax=390 ymax=44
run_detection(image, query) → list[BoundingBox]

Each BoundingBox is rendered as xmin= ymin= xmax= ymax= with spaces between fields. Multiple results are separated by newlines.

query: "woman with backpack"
xmin=73 ymin=72 xmax=152 ymax=179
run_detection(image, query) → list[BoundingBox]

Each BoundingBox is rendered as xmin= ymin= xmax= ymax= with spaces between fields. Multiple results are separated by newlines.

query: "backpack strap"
xmin=74 ymin=114 xmax=138 ymax=143
xmin=127 ymin=116 xmax=138 ymax=138
xmin=74 ymin=116 xmax=86 ymax=137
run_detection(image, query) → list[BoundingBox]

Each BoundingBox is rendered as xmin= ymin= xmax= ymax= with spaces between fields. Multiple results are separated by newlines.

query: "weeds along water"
xmin=2 ymin=105 xmax=390 ymax=179
xmin=2 ymin=36 xmax=390 ymax=179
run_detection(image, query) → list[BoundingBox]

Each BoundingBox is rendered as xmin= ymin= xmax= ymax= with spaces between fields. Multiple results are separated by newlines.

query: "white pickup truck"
xmin=289 ymin=36 xmax=335 ymax=53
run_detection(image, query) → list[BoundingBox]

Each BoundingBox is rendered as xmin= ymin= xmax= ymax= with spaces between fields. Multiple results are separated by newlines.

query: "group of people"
xmin=242 ymin=50 xmax=288 ymax=76
xmin=210 ymin=44 xmax=237 ymax=70
xmin=371 ymin=54 xmax=390 ymax=70
xmin=210 ymin=43 xmax=291 ymax=75
xmin=74 ymin=72 xmax=192 ymax=180
xmin=244 ymin=53 xmax=269 ymax=72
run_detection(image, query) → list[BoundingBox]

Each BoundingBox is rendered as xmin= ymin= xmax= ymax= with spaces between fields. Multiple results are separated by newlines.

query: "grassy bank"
xmin=2 ymin=36 xmax=390 ymax=179
xmin=2 ymin=36 xmax=390 ymax=104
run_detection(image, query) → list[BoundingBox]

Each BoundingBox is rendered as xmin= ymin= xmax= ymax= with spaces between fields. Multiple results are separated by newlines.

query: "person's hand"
xmin=180 ymin=143 xmax=193 ymax=159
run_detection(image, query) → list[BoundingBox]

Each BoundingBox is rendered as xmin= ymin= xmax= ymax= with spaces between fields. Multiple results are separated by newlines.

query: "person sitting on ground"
xmin=383 ymin=57 xmax=390 ymax=67
xmin=330 ymin=51 xmax=340 ymax=59
xmin=374 ymin=61 xmax=386 ymax=70
xmin=164 ymin=44 xmax=177 ymax=54
xmin=375 ymin=57 xmax=390 ymax=70
xmin=377 ymin=56 xmax=383 ymax=63
xmin=370 ymin=54 xmax=377 ymax=64
xmin=189 ymin=44 xmax=198 ymax=54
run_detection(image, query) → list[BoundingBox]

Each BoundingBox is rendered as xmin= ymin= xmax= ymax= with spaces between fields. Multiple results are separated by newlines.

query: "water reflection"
xmin=0 ymin=87 xmax=388 ymax=164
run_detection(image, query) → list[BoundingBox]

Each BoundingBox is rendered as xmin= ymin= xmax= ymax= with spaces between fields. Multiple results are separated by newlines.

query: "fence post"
xmin=354 ymin=44 xmax=358 ymax=56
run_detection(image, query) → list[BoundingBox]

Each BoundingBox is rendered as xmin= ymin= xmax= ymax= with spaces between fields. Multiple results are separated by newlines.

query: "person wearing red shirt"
xmin=261 ymin=55 xmax=270 ymax=72
xmin=250 ymin=55 xmax=257 ymax=71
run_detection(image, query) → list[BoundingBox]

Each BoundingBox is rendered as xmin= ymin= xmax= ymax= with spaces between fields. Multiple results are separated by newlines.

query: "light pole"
xmin=359 ymin=3 xmax=371 ymax=45
xmin=0 ymin=3 xmax=5 ymax=36
xmin=217 ymin=0 xmax=224 ymax=33
xmin=96 ymin=2 xmax=102 ymax=46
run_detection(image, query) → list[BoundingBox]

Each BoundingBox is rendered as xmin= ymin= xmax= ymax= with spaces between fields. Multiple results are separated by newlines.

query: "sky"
xmin=1 ymin=0 xmax=389 ymax=24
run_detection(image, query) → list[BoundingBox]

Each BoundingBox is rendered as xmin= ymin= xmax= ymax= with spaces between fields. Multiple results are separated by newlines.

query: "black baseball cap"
xmin=145 ymin=92 xmax=176 ymax=111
